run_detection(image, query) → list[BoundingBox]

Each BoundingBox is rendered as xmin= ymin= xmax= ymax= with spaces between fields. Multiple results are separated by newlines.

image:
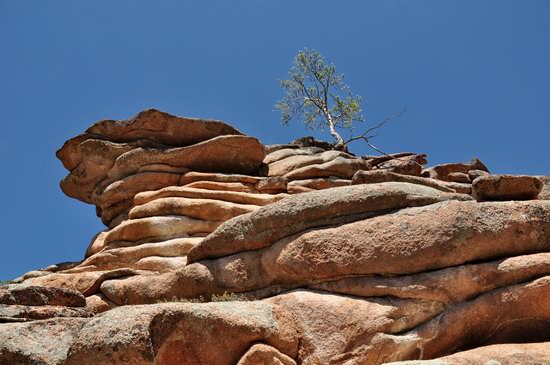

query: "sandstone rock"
xmin=237 ymin=344 xmax=297 ymax=365
xmin=102 ymin=200 xmax=550 ymax=305
xmin=539 ymin=175 xmax=550 ymax=200
xmin=374 ymin=154 xmax=427 ymax=176
xmin=0 ymin=285 xmax=85 ymax=307
xmin=267 ymin=290 xmax=443 ymax=364
xmin=187 ymin=183 xmax=472 ymax=263
xmin=108 ymin=135 xmax=265 ymax=181
xmin=134 ymin=186 xmax=287 ymax=207
xmin=77 ymin=237 xmax=202 ymax=272
xmin=369 ymin=276 xmax=550 ymax=363
xmin=0 ymin=318 xmax=89 ymax=365
xmin=446 ymin=172 xmax=470 ymax=183
xmin=128 ymin=197 xmax=258 ymax=221
xmin=184 ymin=180 xmax=257 ymax=192
xmin=104 ymin=215 xmax=221 ymax=246
xmin=311 ymin=252 xmax=550 ymax=305
xmin=85 ymin=230 xmax=108 ymax=258
xmin=467 ymin=169 xmax=489 ymax=180
xmin=0 ymin=304 xmax=88 ymax=321
xmin=352 ymin=170 xmax=455 ymax=192
xmin=59 ymin=139 xmax=134 ymax=203
xmin=422 ymin=157 xmax=489 ymax=181
xmin=267 ymin=150 xmax=352 ymax=177
xmin=64 ymin=302 xmax=299 ymax=365
xmin=472 ymin=174 xmax=543 ymax=201
xmin=85 ymin=108 xmax=244 ymax=146
xmin=256 ymin=177 xmax=288 ymax=192
xmin=398 ymin=342 xmax=550 ymax=365
xmin=287 ymin=178 xmax=350 ymax=194
xmin=25 ymin=268 xmax=144 ymax=296
xmin=284 ymin=156 xmax=370 ymax=181
xmin=179 ymin=171 xmax=261 ymax=185
xmin=85 ymin=293 xmax=117 ymax=315
xmin=263 ymin=147 xmax=325 ymax=165
xmin=362 ymin=152 xmax=420 ymax=167
xmin=92 ymin=171 xmax=182 ymax=209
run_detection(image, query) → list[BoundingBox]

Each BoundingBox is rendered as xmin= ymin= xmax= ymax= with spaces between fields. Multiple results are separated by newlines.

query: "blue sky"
xmin=1 ymin=1 xmax=549 ymax=280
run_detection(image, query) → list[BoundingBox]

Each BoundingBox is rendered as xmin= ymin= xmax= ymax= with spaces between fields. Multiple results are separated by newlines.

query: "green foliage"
xmin=158 ymin=292 xmax=251 ymax=304
xmin=0 ymin=280 xmax=11 ymax=286
xmin=275 ymin=48 xmax=364 ymax=145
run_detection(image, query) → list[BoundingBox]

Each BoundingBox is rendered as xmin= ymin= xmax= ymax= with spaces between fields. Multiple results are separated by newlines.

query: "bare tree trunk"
xmin=325 ymin=109 xmax=345 ymax=148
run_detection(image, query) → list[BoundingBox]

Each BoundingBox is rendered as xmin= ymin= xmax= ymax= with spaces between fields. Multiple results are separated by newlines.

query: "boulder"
xmin=0 ymin=285 xmax=85 ymax=307
xmin=263 ymin=147 xmax=324 ymax=165
xmin=134 ymin=186 xmax=287 ymax=207
xmin=284 ymin=157 xmax=370 ymax=181
xmin=539 ymin=175 xmax=550 ymax=200
xmin=374 ymin=154 xmax=427 ymax=176
xmin=64 ymin=302 xmax=299 ymax=365
xmin=107 ymin=135 xmax=265 ymax=181
xmin=85 ymin=109 xmax=244 ymax=146
xmin=237 ymin=344 xmax=296 ymax=365
xmin=0 ymin=304 xmax=88 ymax=321
xmin=472 ymin=174 xmax=543 ymax=201
xmin=187 ymin=182 xmax=472 ymax=263
xmin=128 ymin=197 xmax=258 ymax=221
xmin=352 ymin=170 xmax=455 ymax=192
xmin=446 ymin=172 xmax=470 ymax=183
xmin=103 ymin=215 xmax=221 ymax=246
xmin=422 ymin=157 xmax=489 ymax=181
xmin=179 ymin=171 xmax=261 ymax=185
xmin=0 ymin=318 xmax=89 ymax=365
xmin=100 ymin=200 xmax=550 ymax=305
xmin=287 ymin=178 xmax=350 ymax=194
xmin=267 ymin=150 xmax=353 ymax=177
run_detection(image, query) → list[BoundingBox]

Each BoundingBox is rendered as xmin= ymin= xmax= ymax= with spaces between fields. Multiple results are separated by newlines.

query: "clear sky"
xmin=1 ymin=1 xmax=549 ymax=280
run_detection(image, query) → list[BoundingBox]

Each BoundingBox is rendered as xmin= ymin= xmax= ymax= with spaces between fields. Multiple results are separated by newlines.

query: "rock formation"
xmin=1 ymin=109 xmax=549 ymax=365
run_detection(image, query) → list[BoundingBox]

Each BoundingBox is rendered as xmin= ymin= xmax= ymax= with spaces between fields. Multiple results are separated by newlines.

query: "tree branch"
xmin=344 ymin=106 xmax=406 ymax=145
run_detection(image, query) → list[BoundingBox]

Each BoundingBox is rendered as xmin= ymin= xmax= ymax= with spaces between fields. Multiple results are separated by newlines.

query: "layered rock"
xmin=3 ymin=110 xmax=550 ymax=365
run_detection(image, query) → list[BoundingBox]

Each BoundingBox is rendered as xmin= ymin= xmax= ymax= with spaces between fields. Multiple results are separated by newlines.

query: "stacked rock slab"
xmin=2 ymin=109 xmax=550 ymax=365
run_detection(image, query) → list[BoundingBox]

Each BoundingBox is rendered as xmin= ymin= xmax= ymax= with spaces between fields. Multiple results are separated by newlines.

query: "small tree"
xmin=275 ymin=48 xmax=405 ymax=154
xmin=274 ymin=48 xmax=363 ymax=149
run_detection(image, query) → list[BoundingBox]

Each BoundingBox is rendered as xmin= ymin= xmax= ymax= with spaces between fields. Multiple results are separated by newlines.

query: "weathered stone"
xmin=237 ymin=343 xmax=297 ymax=365
xmin=422 ymin=157 xmax=489 ymax=181
xmin=85 ymin=109 xmax=244 ymax=146
xmin=539 ymin=175 xmax=550 ymax=200
xmin=187 ymin=183 xmax=471 ymax=263
xmin=267 ymin=151 xmax=353 ymax=177
xmin=472 ymin=174 xmax=543 ymax=201
xmin=128 ymin=197 xmax=258 ymax=221
xmin=287 ymin=178 xmax=350 ymax=194
xmin=268 ymin=290 xmax=442 ymax=365
xmin=368 ymin=276 xmax=550 ymax=363
xmin=284 ymin=156 xmax=370 ymax=181
xmin=0 ymin=285 xmax=85 ymax=307
xmin=92 ymin=172 xmax=182 ymax=209
xmin=263 ymin=147 xmax=325 ymax=165
xmin=446 ymin=172 xmax=470 ymax=183
xmin=180 ymin=171 xmax=261 ymax=185
xmin=134 ymin=186 xmax=288 ymax=207
xmin=85 ymin=293 xmax=117 ymax=315
xmin=352 ymin=170 xmax=455 ymax=192
xmin=85 ymin=231 xmax=108 ymax=258
xmin=256 ymin=177 xmax=288 ymax=192
xmin=24 ymin=269 xmax=145 ymax=296
xmin=64 ymin=302 xmax=299 ymax=365
xmin=104 ymin=216 xmax=221 ymax=245
xmin=311 ymin=252 xmax=550 ymax=305
xmin=77 ymin=237 xmax=202 ymax=272
xmin=184 ymin=180 xmax=257 ymax=192
xmin=375 ymin=154 xmax=427 ymax=176
xmin=108 ymin=135 xmax=265 ymax=181
xmin=0 ymin=304 xmax=88 ymax=321
xmin=0 ymin=318 xmax=89 ymax=365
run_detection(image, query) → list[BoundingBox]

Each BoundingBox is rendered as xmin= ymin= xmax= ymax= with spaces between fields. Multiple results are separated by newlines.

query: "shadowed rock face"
xmin=2 ymin=109 xmax=550 ymax=365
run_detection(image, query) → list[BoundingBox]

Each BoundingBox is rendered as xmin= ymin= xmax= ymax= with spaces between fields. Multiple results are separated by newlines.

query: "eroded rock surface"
xmin=3 ymin=109 xmax=550 ymax=365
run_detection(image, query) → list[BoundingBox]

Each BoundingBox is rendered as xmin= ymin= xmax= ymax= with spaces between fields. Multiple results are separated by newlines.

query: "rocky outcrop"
xmin=2 ymin=109 xmax=549 ymax=365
